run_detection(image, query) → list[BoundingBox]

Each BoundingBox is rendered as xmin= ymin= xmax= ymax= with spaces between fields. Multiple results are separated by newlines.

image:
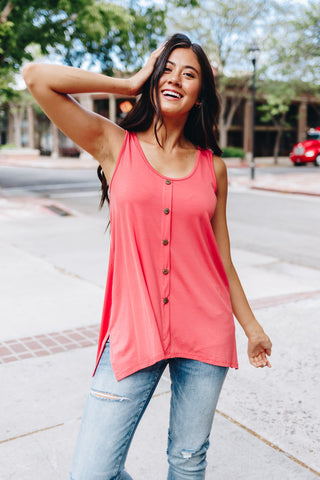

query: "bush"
xmin=222 ymin=146 xmax=245 ymax=159
xmin=0 ymin=143 xmax=16 ymax=150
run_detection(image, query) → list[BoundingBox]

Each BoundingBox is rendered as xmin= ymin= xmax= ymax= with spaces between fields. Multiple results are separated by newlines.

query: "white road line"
xmin=51 ymin=191 xmax=100 ymax=198
xmin=3 ymin=182 xmax=98 ymax=192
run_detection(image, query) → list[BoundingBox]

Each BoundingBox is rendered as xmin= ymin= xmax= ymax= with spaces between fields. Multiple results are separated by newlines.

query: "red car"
xmin=290 ymin=128 xmax=320 ymax=166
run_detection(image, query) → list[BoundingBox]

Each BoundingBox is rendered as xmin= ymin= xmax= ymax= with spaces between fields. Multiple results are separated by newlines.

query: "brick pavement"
xmin=2 ymin=288 xmax=320 ymax=365
xmin=0 ymin=324 xmax=98 ymax=364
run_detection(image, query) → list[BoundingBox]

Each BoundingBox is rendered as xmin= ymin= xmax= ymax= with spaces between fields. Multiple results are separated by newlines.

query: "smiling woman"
xmin=23 ymin=32 xmax=272 ymax=480
xmin=158 ymin=49 xmax=202 ymax=116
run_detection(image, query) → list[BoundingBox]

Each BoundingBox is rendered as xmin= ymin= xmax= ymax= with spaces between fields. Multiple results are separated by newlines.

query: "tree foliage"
xmin=60 ymin=2 xmax=166 ymax=74
xmin=166 ymin=0 xmax=275 ymax=147
xmin=259 ymin=0 xmax=320 ymax=83
xmin=254 ymin=1 xmax=320 ymax=160
xmin=167 ymin=0 xmax=273 ymax=73
xmin=0 ymin=0 xmax=166 ymax=95
xmin=288 ymin=1 xmax=320 ymax=82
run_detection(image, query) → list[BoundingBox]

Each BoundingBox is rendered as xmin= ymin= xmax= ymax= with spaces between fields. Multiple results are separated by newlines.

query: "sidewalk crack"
xmin=216 ymin=409 xmax=320 ymax=477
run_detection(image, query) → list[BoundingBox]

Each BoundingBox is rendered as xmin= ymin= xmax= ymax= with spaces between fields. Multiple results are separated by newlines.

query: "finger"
xmin=149 ymin=44 xmax=165 ymax=62
xmin=250 ymin=352 xmax=271 ymax=368
xmin=258 ymin=355 xmax=272 ymax=368
xmin=154 ymin=43 xmax=166 ymax=55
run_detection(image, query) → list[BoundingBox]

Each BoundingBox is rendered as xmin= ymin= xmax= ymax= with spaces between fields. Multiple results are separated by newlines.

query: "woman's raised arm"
xmin=22 ymin=46 xmax=163 ymax=176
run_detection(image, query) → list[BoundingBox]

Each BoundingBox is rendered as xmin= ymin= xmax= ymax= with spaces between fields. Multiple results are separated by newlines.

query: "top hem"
xmin=111 ymin=351 xmax=239 ymax=381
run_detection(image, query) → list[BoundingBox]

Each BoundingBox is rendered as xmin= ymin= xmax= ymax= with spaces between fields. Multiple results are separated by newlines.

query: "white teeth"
xmin=162 ymin=90 xmax=182 ymax=98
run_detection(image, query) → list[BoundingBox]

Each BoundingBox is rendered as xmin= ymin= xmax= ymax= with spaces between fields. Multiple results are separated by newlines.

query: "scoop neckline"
xmin=133 ymin=132 xmax=200 ymax=181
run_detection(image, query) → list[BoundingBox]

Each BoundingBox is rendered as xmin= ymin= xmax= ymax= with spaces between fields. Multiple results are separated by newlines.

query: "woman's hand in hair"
xmin=128 ymin=44 xmax=164 ymax=96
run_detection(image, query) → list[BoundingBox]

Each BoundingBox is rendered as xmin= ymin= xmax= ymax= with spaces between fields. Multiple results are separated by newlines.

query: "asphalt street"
xmin=2 ymin=163 xmax=318 ymax=268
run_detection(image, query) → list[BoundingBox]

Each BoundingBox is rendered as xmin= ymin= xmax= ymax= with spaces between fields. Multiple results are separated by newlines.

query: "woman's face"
xmin=157 ymin=47 xmax=202 ymax=119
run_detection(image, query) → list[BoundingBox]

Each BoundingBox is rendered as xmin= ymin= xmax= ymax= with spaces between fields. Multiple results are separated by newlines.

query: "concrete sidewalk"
xmin=228 ymin=168 xmax=320 ymax=197
xmin=1 ymin=188 xmax=320 ymax=479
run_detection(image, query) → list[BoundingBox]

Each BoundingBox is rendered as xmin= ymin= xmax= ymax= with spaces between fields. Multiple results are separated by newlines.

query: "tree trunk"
xmin=219 ymin=126 xmax=228 ymax=149
xmin=273 ymin=112 xmax=286 ymax=165
xmin=0 ymin=2 xmax=14 ymax=24
xmin=27 ymin=105 xmax=35 ymax=149
xmin=12 ymin=109 xmax=24 ymax=148
xmin=218 ymin=90 xmax=244 ymax=149
xmin=8 ymin=112 xmax=14 ymax=144
xmin=51 ymin=122 xmax=59 ymax=158
xmin=273 ymin=128 xmax=282 ymax=165
xmin=218 ymin=91 xmax=228 ymax=148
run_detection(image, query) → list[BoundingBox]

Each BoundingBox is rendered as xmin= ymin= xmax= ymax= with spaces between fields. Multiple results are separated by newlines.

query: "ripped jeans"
xmin=70 ymin=341 xmax=228 ymax=480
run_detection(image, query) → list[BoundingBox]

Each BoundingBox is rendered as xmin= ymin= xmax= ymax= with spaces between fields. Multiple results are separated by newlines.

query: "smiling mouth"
xmin=162 ymin=90 xmax=183 ymax=99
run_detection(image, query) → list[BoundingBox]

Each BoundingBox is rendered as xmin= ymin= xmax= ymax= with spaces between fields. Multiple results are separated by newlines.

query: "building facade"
xmin=1 ymin=90 xmax=320 ymax=158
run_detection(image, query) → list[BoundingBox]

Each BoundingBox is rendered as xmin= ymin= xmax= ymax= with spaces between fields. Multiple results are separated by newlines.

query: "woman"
xmin=23 ymin=33 xmax=272 ymax=480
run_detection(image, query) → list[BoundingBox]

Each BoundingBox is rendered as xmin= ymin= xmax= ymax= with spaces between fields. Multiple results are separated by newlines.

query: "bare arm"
xmin=22 ymin=47 xmax=163 ymax=179
xmin=211 ymin=156 xmax=272 ymax=368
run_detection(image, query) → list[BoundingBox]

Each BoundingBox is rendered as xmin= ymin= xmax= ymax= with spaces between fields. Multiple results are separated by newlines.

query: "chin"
xmin=160 ymin=103 xmax=191 ymax=118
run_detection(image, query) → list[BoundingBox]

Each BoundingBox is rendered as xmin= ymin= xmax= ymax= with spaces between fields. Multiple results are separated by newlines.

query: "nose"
xmin=168 ymin=71 xmax=181 ymax=86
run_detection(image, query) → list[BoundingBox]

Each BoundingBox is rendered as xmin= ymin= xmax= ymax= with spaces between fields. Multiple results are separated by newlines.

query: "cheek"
xmin=188 ymin=83 xmax=201 ymax=101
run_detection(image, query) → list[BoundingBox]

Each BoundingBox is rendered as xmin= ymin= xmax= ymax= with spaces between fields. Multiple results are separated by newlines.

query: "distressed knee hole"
xmin=180 ymin=440 xmax=209 ymax=460
xmin=181 ymin=449 xmax=195 ymax=459
xmin=90 ymin=389 xmax=129 ymax=401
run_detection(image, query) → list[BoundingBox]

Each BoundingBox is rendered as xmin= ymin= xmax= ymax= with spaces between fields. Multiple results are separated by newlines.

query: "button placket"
xmin=161 ymin=179 xmax=173 ymax=345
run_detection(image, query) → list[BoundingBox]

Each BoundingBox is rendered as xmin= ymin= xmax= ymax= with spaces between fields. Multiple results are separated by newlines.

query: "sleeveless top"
xmin=95 ymin=131 xmax=238 ymax=380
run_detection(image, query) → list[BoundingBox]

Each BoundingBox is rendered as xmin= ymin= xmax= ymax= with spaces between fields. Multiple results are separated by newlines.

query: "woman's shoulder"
xmin=212 ymin=154 xmax=226 ymax=171
xmin=200 ymin=148 xmax=226 ymax=175
xmin=212 ymin=154 xmax=227 ymax=187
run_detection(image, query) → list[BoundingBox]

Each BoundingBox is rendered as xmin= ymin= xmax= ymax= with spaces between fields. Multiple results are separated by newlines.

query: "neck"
xmin=149 ymin=115 xmax=190 ymax=151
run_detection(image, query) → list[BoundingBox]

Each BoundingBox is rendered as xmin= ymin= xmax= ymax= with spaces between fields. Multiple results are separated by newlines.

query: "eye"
xmin=163 ymin=66 xmax=171 ymax=73
xmin=184 ymin=71 xmax=195 ymax=78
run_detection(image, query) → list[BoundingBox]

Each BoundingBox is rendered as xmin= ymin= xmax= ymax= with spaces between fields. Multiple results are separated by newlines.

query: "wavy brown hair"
xmin=97 ymin=33 xmax=222 ymax=208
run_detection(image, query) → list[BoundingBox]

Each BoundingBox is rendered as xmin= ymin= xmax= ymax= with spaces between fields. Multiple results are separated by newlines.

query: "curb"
xmin=251 ymin=185 xmax=320 ymax=197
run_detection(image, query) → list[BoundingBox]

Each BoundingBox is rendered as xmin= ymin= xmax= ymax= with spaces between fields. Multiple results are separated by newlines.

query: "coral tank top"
xmin=95 ymin=131 xmax=238 ymax=380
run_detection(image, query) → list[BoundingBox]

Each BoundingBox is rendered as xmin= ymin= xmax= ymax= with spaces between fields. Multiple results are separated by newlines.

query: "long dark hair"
xmin=97 ymin=33 xmax=222 ymax=208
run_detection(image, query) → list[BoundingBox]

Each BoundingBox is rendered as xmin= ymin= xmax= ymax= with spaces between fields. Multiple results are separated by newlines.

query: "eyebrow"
xmin=166 ymin=60 xmax=200 ymax=75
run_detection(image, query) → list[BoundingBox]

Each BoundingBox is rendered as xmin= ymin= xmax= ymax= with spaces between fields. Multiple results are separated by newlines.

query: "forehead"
xmin=167 ymin=48 xmax=201 ymax=71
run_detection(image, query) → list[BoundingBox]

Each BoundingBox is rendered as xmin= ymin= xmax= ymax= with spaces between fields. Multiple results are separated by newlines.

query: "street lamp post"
xmin=248 ymin=43 xmax=260 ymax=180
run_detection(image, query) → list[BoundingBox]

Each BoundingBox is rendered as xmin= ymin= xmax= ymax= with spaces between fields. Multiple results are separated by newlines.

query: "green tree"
xmin=256 ymin=1 xmax=320 ymax=162
xmin=166 ymin=0 xmax=274 ymax=148
xmin=0 ymin=0 xmax=166 ymax=95
xmin=258 ymin=81 xmax=297 ymax=163
xmin=280 ymin=0 xmax=320 ymax=82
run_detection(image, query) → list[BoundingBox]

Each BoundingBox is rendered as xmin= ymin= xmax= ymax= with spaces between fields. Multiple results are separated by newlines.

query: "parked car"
xmin=290 ymin=127 xmax=320 ymax=166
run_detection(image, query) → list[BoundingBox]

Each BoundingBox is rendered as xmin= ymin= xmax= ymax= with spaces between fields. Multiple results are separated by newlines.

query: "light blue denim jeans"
xmin=70 ymin=341 xmax=228 ymax=480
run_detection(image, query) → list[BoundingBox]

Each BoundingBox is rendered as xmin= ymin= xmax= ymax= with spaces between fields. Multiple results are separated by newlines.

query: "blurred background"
xmin=0 ymin=0 xmax=319 ymax=163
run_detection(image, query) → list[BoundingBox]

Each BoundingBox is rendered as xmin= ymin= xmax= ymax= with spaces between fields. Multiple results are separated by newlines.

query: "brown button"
xmin=163 ymin=208 xmax=170 ymax=214
xmin=162 ymin=239 xmax=169 ymax=245
xmin=163 ymin=297 xmax=169 ymax=304
xmin=165 ymin=179 xmax=172 ymax=185
xmin=162 ymin=268 xmax=169 ymax=275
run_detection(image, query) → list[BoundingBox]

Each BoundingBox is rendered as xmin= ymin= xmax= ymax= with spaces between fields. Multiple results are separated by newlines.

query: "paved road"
xmin=2 ymin=164 xmax=319 ymax=268
xmin=0 ymin=165 xmax=100 ymax=193
xmin=0 ymin=163 xmax=318 ymax=186
xmin=227 ymin=189 xmax=320 ymax=270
